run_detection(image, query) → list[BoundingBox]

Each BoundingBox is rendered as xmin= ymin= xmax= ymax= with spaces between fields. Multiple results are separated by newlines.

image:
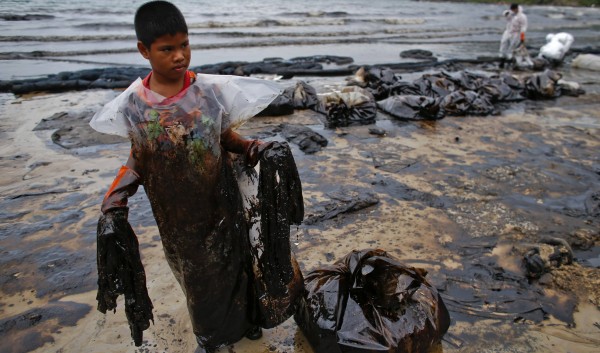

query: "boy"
xmin=499 ymin=3 xmax=528 ymax=69
xmin=91 ymin=1 xmax=283 ymax=352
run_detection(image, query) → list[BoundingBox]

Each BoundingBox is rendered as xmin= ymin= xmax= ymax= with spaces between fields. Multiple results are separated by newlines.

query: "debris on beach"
xmin=517 ymin=237 xmax=574 ymax=279
xmin=294 ymin=249 xmax=450 ymax=353
xmin=303 ymin=187 xmax=379 ymax=225
xmin=377 ymin=95 xmax=443 ymax=121
xmin=321 ymin=86 xmax=377 ymax=128
xmin=277 ymin=124 xmax=328 ymax=154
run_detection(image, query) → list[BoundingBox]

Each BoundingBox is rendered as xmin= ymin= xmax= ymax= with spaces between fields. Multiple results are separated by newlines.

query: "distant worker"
xmin=499 ymin=3 xmax=528 ymax=69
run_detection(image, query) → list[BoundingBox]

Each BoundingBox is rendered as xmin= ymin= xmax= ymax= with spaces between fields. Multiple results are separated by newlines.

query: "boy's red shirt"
xmin=141 ymin=70 xmax=197 ymax=102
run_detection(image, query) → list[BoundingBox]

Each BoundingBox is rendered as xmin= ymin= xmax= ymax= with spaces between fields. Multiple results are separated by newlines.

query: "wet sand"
xmin=0 ymin=65 xmax=599 ymax=353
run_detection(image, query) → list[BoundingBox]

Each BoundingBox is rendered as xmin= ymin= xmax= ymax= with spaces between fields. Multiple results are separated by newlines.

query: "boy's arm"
xmin=221 ymin=128 xmax=273 ymax=167
xmin=101 ymin=150 xmax=142 ymax=213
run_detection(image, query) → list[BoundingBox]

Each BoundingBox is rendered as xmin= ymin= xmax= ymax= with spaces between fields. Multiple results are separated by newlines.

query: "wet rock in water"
xmin=294 ymin=249 xmax=450 ymax=353
xmin=322 ymin=86 xmax=377 ymax=128
xmin=521 ymin=237 xmax=574 ymax=279
xmin=278 ymin=124 xmax=328 ymax=154
xmin=400 ymin=49 xmax=436 ymax=61
xmin=303 ymin=187 xmax=379 ymax=225
xmin=377 ymin=95 xmax=443 ymax=121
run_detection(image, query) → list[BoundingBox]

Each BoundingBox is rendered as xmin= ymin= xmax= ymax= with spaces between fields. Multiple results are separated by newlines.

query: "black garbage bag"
xmin=287 ymin=81 xmax=320 ymax=110
xmin=413 ymin=72 xmax=459 ymax=98
xmin=256 ymin=91 xmax=295 ymax=116
xmin=294 ymin=249 xmax=450 ymax=353
xmin=353 ymin=67 xmax=401 ymax=100
xmin=523 ymin=70 xmax=563 ymax=99
xmin=323 ymin=86 xmax=377 ymax=128
xmin=479 ymin=77 xmax=525 ymax=102
xmin=440 ymin=90 xmax=495 ymax=116
xmin=387 ymin=81 xmax=423 ymax=97
xmin=96 ymin=207 xmax=154 ymax=346
xmin=377 ymin=95 xmax=443 ymax=121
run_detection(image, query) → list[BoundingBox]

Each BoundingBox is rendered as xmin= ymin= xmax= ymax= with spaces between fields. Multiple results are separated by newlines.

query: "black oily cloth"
xmin=294 ymin=249 xmax=451 ymax=353
xmin=257 ymin=142 xmax=304 ymax=296
xmin=96 ymin=207 xmax=154 ymax=346
xmin=251 ymin=141 xmax=305 ymax=327
xmin=133 ymin=142 xmax=254 ymax=351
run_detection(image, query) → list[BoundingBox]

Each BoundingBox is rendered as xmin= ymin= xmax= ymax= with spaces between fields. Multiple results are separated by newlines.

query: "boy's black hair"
xmin=134 ymin=1 xmax=188 ymax=49
xmin=510 ymin=3 xmax=519 ymax=10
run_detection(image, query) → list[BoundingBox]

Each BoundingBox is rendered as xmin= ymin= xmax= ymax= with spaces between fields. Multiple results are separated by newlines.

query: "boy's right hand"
xmin=246 ymin=140 xmax=276 ymax=167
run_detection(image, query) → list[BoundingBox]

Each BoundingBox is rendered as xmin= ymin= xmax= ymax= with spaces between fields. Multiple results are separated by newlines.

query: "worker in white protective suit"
xmin=499 ymin=3 xmax=528 ymax=69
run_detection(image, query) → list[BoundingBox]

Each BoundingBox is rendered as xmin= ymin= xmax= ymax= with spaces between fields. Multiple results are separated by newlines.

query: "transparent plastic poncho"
xmin=90 ymin=74 xmax=282 ymax=139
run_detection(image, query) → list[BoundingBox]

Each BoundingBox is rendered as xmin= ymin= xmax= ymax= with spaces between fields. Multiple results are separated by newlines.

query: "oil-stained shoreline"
xmin=0 ymin=64 xmax=599 ymax=353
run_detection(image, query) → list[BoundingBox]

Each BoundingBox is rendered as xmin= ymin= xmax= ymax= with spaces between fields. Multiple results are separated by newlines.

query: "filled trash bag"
xmin=377 ymin=95 xmax=443 ymax=121
xmin=412 ymin=72 xmax=459 ymax=98
xmin=522 ymin=70 xmax=562 ymax=99
xmin=294 ymin=249 xmax=450 ymax=353
xmin=96 ymin=208 xmax=153 ymax=346
xmin=479 ymin=75 xmax=525 ymax=102
xmin=322 ymin=86 xmax=377 ymax=128
xmin=236 ymin=141 xmax=305 ymax=328
xmin=571 ymin=54 xmax=600 ymax=72
xmin=440 ymin=90 xmax=495 ymax=116
xmin=286 ymin=81 xmax=320 ymax=111
xmin=539 ymin=32 xmax=574 ymax=63
xmin=350 ymin=67 xmax=402 ymax=100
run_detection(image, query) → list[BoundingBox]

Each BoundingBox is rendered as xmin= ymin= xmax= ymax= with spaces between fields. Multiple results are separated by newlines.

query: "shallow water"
xmin=1 ymin=0 xmax=599 ymax=79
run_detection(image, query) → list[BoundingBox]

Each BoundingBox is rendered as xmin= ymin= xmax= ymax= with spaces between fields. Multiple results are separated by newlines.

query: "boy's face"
xmin=138 ymin=32 xmax=191 ymax=83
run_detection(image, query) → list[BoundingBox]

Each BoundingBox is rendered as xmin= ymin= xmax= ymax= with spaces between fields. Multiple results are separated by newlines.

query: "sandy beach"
xmin=0 ymin=58 xmax=599 ymax=353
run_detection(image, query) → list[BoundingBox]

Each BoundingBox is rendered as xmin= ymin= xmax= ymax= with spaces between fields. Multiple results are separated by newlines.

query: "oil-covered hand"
xmin=246 ymin=140 xmax=276 ymax=167
xmin=96 ymin=207 xmax=154 ymax=346
xmin=520 ymin=32 xmax=525 ymax=44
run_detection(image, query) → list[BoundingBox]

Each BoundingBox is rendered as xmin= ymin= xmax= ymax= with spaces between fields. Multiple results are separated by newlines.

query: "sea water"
xmin=0 ymin=0 xmax=599 ymax=80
